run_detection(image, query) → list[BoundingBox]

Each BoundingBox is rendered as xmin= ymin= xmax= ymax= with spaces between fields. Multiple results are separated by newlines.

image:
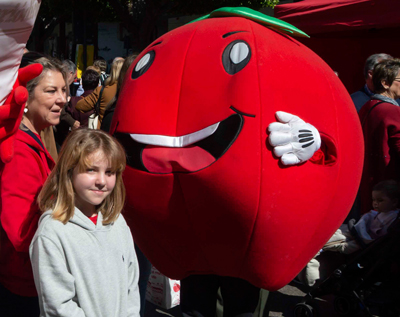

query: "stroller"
xmin=294 ymin=214 xmax=400 ymax=317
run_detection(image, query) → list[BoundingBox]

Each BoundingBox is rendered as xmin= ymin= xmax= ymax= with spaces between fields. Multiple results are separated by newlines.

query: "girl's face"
xmin=72 ymin=150 xmax=116 ymax=216
xmin=372 ymin=190 xmax=398 ymax=213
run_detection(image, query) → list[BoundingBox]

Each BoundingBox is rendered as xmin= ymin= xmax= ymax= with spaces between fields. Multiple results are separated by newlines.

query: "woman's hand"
xmin=72 ymin=120 xmax=80 ymax=130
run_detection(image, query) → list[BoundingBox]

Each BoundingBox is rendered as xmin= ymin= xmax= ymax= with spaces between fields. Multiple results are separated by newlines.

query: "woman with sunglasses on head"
xmin=359 ymin=58 xmax=400 ymax=215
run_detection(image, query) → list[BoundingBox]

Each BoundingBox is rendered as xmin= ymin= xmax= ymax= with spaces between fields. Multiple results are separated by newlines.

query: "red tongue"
xmin=142 ymin=145 xmax=216 ymax=173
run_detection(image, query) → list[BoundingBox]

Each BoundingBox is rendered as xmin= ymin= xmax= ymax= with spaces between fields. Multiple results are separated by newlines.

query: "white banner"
xmin=0 ymin=0 xmax=41 ymax=105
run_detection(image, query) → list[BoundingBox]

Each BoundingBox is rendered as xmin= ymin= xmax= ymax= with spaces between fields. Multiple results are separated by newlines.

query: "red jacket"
xmin=359 ymin=99 xmax=400 ymax=214
xmin=0 ymin=129 xmax=54 ymax=296
xmin=68 ymin=89 xmax=95 ymax=128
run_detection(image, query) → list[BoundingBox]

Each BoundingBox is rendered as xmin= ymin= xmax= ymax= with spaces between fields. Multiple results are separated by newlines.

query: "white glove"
xmin=268 ymin=111 xmax=321 ymax=165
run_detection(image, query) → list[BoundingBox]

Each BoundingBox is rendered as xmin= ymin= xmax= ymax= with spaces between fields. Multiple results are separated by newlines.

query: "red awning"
xmin=275 ymin=0 xmax=400 ymax=34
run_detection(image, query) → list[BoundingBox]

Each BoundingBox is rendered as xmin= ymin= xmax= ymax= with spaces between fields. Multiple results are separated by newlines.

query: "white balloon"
xmin=0 ymin=0 xmax=41 ymax=105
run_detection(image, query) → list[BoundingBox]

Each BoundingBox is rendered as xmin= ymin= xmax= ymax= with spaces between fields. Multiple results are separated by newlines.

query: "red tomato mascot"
xmin=111 ymin=7 xmax=363 ymax=291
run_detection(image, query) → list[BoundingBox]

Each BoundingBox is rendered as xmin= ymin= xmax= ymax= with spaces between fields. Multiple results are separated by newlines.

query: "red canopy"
xmin=275 ymin=0 xmax=400 ymax=34
xmin=275 ymin=0 xmax=400 ymax=93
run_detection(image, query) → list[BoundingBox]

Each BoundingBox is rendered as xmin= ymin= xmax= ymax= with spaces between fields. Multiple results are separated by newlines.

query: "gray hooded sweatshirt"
xmin=30 ymin=208 xmax=140 ymax=317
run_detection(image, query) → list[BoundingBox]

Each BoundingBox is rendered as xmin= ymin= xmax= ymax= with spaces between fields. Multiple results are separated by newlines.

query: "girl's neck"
xmin=74 ymin=198 xmax=98 ymax=218
xmin=77 ymin=205 xmax=98 ymax=218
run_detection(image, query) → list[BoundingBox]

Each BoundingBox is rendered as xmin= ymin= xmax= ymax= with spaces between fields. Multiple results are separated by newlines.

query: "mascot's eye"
xmin=222 ymin=40 xmax=251 ymax=75
xmin=132 ymin=51 xmax=155 ymax=79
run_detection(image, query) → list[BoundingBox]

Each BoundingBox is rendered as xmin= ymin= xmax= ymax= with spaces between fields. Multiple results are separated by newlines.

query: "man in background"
xmin=62 ymin=59 xmax=79 ymax=97
xmin=351 ymin=53 xmax=393 ymax=112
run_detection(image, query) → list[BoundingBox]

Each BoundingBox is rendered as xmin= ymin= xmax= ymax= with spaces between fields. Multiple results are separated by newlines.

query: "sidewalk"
xmin=144 ymin=282 xmax=342 ymax=317
xmin=264 ymin=282 xmax=341 ymax=317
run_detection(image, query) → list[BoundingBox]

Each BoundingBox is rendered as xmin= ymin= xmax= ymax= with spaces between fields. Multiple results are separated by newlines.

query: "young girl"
xmin=29 ymin=129 xmax=140 ymax=316
xmin=300 ymin=180 xmax=400 ymax=287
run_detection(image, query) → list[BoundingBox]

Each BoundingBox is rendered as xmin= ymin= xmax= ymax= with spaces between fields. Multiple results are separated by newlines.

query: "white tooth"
xmin=130 ymin=122 xmax=220 ymax=147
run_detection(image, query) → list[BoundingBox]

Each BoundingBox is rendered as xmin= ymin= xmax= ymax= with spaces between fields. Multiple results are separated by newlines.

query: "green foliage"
xmin=260 ymin=0 xmax=280 ymax=8
xmin=38 ymin=0 xmax=280 ymax=23
xmin=39 ymin=0 xmax=119 ymax=23
xmin=240 ymin=0 xmax=279 ymax=9
xmin=36 ymin=0 xmax=280 ymax=50
xmin=169 ymin=0 xmax=279 ymax=15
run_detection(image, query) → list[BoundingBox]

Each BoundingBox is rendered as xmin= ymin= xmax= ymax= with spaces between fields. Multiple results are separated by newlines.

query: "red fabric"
xmin=0 ymin=64 xmax=43 ymax=163
xmin=274 ymin=0 xmax=400 ymax=94
xmin=358 ymin=100 xmax=400 ymax=214
xmin=275 ymin=0 xmax=399 ymax=34
xmin=68 ymin=89 xmax=95 ymax=128
xmin=142 ymin=146 xmax=215 ymax=173
xmin=112 ymin=16 xmax=363 ymax=291
xmin=0 ymin=129 xmax=54 ymax=296
xmin=89 ymin=214 xmax=98 ymax=225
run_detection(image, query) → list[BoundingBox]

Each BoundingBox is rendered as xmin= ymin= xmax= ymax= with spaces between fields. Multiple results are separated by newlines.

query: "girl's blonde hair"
xmin=104 ymin=58 xmax=124 ymax=86
xmin=38 ymin=129 xmax=126 ymax=224
xmin=105 ymin=54 xmax=138 ymax=111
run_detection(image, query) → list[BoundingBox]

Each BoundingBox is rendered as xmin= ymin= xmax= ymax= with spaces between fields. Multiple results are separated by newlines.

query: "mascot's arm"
xmin=268 ymin=111 xmax=321 ymax=165
xmin=0 ymin=64 xmax=43 ymax=163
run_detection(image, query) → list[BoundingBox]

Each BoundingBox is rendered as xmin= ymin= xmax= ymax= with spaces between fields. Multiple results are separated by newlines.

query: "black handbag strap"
xmin=21 ymin=124 xmax=45 ymax=157
xmin=95 ymin=85 xmax=105 ymax=115
xmin=361 ymin=100 xmax=385 ymax=127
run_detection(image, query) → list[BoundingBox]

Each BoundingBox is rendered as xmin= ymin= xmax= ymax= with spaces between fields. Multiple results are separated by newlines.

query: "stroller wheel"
xmin=334 ymin=295 xmax=360 ymax=316
xmin=294 ymin=303 xmax=316 ymax=317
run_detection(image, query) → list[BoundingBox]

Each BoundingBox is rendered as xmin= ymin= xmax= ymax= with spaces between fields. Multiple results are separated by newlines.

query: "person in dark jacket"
xmin=55 ymin=68 xmax=100 ymax=146
xmin=351 ymin=53 xmax=393 ymax=112
xmin=69 ymin=68 xmax=100 ymax=127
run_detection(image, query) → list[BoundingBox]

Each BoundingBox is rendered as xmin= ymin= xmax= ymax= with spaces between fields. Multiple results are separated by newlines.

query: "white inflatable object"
xmin=0 ymin=0 xmax=41 ymax=105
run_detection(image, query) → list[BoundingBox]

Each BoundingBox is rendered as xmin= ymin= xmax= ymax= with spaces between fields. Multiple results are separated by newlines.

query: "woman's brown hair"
xmin=372 ymin=58 xmax=400 ymax=94
xmin=20 ymin=57 xmax=67 ymax=132
xmin=38 ymin=129 xmax=126 ymax=224
xmin=26 ymin=57 xmax=67 ymax=100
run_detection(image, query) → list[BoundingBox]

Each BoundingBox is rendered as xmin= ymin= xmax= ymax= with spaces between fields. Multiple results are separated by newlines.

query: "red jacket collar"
xmin=15 ymin=128 xmax=55 ymax=166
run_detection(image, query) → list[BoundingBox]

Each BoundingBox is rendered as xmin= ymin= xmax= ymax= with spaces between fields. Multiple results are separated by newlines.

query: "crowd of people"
xmin=298 ymin=54 xmax=400 ymax=288
xmin=352 ymin=55 xmax=400 ymax=222
xmin=0 ymin=49 xmax=399 ymax=317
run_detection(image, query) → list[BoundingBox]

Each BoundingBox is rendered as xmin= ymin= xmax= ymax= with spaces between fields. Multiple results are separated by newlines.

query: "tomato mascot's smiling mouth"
xmin=114 ymin=113 xmax=243 ymax=174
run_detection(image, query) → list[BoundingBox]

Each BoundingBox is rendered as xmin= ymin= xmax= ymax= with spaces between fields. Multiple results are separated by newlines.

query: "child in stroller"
xmin=299 ymin=180 xmax=399 ymax=288
xmin=295 ymin=180 xmax=400 ymax=316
